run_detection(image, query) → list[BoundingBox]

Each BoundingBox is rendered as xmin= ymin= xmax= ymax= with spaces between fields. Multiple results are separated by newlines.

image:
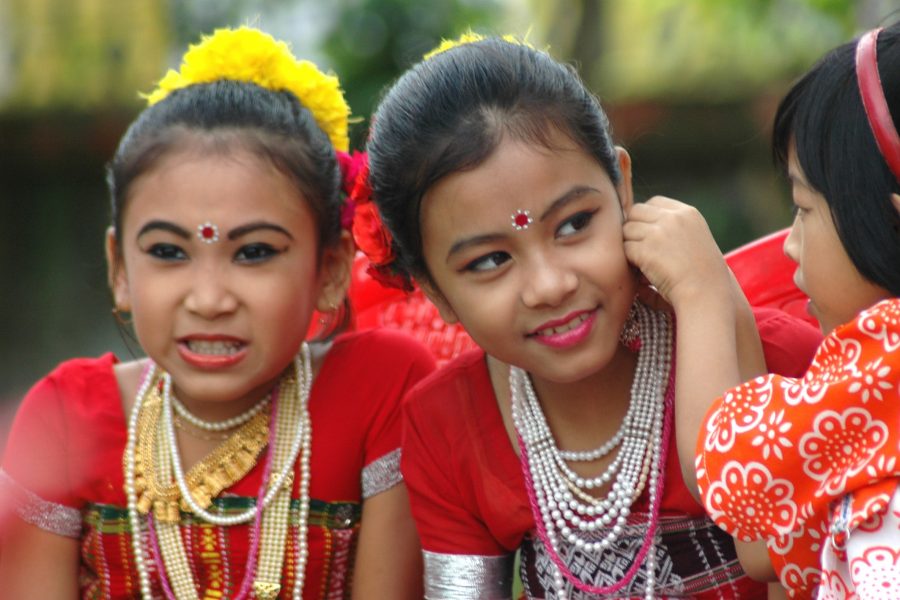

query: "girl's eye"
xmin=235 ymin=243 xmax=280 ymax=263
xmin=556 ymin=210 xmax=596 ymax=237
xmin=463 ymin=251 xmax=510 ymax=273
xmin=147 ymin=243 xmax=187 ymax=261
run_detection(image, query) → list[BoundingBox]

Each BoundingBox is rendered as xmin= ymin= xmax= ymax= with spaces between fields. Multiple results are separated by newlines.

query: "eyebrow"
xmin=444 ymin=185 xmax=602 ymax=262
xmin=228 ymin=222 xmax=293 ymax=241
xmin=137 ymin=220 xmax=191 ymax=240
xmin=538 ymin=186 xmax=600 ymax=222
xmin=136 ymin=220 xmax=294 ymax=241
xmin=446 ymin=233 xmax=506 ymax=262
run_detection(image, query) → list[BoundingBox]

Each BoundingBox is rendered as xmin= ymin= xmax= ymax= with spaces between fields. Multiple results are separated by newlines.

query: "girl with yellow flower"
xmin=0 ymin=27 xmax=434 ymax=599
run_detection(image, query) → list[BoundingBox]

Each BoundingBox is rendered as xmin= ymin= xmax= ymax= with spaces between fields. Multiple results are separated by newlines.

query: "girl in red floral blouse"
xmin=628 ymin=22 xmax=900 ymax=600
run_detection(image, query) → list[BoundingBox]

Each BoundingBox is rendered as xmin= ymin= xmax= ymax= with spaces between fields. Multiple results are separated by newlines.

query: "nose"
xmin=783 ymin=220 xmax=800 ymax=265
xmin=520 ymin=254 xmax=578 ymax=309
xmin=184 ymin=265 xmax=239 ymax=318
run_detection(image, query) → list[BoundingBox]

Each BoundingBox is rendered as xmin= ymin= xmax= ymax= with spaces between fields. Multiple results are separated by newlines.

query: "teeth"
xmin=186 ymin=340 xmax=242 ymax=355
xmin=538 ymin=313 xmax=589 ymax=337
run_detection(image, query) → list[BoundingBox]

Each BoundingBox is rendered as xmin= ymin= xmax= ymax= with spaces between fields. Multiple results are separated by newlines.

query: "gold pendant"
xmin=252 ymin=580 xmax=281 ymax=599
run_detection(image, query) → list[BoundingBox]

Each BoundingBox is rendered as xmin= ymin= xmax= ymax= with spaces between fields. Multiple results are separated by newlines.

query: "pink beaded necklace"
xmin=518 ymin=367 xmax=674 ymax=595
xmin=147 ymin=383 xmax=281 ymax=600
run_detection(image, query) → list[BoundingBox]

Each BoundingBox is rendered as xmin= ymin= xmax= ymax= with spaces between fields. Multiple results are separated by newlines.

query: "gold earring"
xmin=112 ymin=306 xmax=132 ymax=326
xmin=318 ymin=301 xmax=339 ymax=325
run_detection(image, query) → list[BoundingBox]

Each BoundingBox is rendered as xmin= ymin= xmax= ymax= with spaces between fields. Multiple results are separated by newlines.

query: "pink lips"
xmin=177 ymin=334 xmax=248 ymax=369
xmin=529 ymin=309 xmax=597 ymax=349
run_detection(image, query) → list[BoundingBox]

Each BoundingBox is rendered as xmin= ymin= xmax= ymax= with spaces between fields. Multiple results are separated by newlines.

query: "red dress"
xmin=401 ymin=307 xmax=822 ymax=599
xmin=697 ymin=298 xmax=900 ymax=599
xmin=0 ymin=329 xmax=435 ymax=599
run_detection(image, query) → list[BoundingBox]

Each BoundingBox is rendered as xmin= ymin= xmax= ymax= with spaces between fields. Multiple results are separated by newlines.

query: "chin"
xmin=530 ymin=351 xmax=614 ymax=385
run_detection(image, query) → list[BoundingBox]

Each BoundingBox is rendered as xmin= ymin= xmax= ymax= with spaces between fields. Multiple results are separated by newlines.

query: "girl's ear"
xmin=316 ymin=230 xmax=356 ymax=312
xmin=614 ymin=146 xmax=634 ymax=214
xmin=418 ymin=281 xmax=459 ymax=325
xmin=892 ymin=193 xmax=900 ymax=219
xmin=105 ymin=227 xmax=132 ymax=312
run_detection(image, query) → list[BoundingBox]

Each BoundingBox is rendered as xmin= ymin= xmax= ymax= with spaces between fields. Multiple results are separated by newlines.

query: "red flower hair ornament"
xmin=336 ymin=150 xmax=365 ymax=229
xmin=349 ymin=156 xmax=413 ymax=292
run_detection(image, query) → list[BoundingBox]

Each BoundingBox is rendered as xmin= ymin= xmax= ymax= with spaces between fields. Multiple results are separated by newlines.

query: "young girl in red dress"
xmin=0 ymin=27 xmax=434 ymax=599
xmin=355 ymin=34 xmax=822 ymax=599
xmin=632 ymin=23 xmax=900 ymax=599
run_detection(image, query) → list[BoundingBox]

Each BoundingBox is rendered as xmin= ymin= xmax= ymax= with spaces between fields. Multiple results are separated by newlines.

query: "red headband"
xmin=856 ymin=27 xmax=900 ymax=183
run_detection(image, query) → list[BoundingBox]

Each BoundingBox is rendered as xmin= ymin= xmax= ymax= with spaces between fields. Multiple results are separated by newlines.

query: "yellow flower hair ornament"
xmin=424 ymin=30 xmax=532 ymax=61
xmin=145 ymin=26 xmax=350 ymax=152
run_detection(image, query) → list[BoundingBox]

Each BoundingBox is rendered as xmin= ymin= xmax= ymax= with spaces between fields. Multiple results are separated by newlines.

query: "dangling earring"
xmin=317 ymin=301 xmax=338 ymax=327
xmin=619 ymin=301 xmax=642 ymax=352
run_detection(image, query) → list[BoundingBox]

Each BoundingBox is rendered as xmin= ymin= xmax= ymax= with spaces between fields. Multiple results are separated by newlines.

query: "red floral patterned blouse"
xmin=697 ymin=298 xmax=900 ymax=599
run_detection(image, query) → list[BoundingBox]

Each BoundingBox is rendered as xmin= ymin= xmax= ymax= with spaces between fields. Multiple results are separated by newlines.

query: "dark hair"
xmin=108 ymin=80 xmax=343 ymax=254
xmin=773 ymin=22 xmax=900 ymax=295
xmin=107 ymin=79 xmax=350 ymax=337
xmin=366 ymin=37 xmax=621 ymax=287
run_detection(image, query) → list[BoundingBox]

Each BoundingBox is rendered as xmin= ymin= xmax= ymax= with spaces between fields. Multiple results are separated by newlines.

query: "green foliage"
xmin=321 ymin=0 xmax=502 ymax=147
xmin=593 ymin=0 xmax=859 ymax=102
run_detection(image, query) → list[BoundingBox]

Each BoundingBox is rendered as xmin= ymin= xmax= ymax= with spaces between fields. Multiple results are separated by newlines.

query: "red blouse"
xmin=1 ymin=329 xmax=435 ymax=599
xmin=402 ymin=307 xmax=823 ymax=598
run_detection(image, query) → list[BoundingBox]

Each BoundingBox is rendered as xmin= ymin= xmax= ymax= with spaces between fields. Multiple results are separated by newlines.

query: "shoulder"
xmin=329 ymin=329 xmax=436 ymax=372
xmin=824 ymin=297 xmax=900 ymax=362
xmin=25 ymin=354 xmax=119 ymax=405
xmin=404 ymin=349 xmax=490 ymax=420
xmin=4 ymin=354 xmax=122 ymax=463
xmin=853 ymin=298 xmax=900 ymax=337
xmin=751 ymin=306 xmax=823 ymax=376
xmin=44 ymin=353 xmax=118 ymax=379
xmin=314 ymin=329 xmax=436 ymax=402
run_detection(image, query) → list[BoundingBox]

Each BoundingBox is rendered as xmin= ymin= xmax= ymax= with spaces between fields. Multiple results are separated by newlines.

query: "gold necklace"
xmin=131 ymin=378 xmax=270 ymax=523
xmin=123 ymin=345 xmax=313 ymax=600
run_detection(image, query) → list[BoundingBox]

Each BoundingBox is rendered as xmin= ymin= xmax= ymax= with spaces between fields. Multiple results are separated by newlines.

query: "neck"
xmin=168 ymin=369 xmax=288 ymax=426
xmin=489 ymin=345 xmax=639 ymax=454
xmin=530 ymin=345 xmax=637 ymax=411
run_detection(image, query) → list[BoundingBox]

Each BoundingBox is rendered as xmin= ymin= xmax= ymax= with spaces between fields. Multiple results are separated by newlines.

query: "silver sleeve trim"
xmin=423 ymin=550 xmax=514 ymax=599
xmin=361 ymin=448 xmax=402 ymax=499
xmin=0 ymin=469 xmax=82 ymax=538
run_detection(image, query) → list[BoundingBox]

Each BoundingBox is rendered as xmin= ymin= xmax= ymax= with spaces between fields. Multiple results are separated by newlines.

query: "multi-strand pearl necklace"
xmin=510 ymin=304 xmax=673 ymax=600
xmin=123 ymin=343 xmax=313 ymax=600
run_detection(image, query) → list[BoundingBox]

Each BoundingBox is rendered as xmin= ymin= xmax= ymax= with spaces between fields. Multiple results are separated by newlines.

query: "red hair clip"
xmin=856 ymin=28 xmax=900 ymax=183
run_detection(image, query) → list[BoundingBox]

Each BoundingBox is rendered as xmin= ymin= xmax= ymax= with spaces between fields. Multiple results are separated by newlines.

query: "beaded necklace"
xmin=172 ymin=393 xmax=270 ymax=432
xmin=510 ymin=304 xmax=673 ymax=599
xmin=123 ymin=343 xmax=312 ymax=600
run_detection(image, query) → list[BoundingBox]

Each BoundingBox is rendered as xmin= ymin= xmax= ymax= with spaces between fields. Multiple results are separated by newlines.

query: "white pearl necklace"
xmin=557 ymin=425 xmax=624 ymax=462
xmin=124 ymin=344 xmax=313 ymax=599
xmin=171 ymin=393 xmax=270 ymax=431
xmin=510 ymin=304 xmax=672 ymax=599
xmin=124 ymin=363 xmax=158 ymax=600
xmin=164 ymin=365 xmax=306 ymax=526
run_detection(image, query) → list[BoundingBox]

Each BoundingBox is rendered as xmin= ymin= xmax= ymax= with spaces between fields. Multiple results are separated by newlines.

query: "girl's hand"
xmin=623 ymin=195 xmax=765 ymax=501
xmin=633 ymin=271 xmax=672 ymax=314
xmin=623 ymin=196 xmax=732 ymax=309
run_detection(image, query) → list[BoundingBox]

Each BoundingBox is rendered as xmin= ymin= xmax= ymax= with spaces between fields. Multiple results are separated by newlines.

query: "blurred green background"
xmin=1 ymin=0 xmax=896 ymax=417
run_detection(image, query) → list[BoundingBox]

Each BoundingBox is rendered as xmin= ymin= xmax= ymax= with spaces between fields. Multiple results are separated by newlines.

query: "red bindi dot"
xmin=511 ymin=209 xmax=533 ymax=230
xmin=196 ymin=221 xmax=220 ymax=243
